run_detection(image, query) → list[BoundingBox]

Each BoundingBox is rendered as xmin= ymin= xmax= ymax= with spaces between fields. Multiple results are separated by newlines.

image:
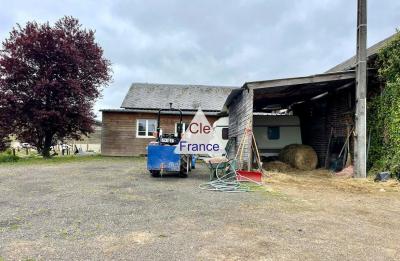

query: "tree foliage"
xmin=0 ymin=16 xmax=111 ymax=157
xmin=368 ymin=31 xmax=400 ymax=173
xmin=0 ymin=119 xmax=10 ymax=151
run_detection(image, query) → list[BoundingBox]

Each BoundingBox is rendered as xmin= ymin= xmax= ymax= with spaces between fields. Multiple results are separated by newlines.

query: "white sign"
xmin=174 ymin=108 xmax=225 ymax=155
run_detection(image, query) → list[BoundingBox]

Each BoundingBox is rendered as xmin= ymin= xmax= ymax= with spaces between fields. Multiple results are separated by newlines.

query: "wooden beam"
xmin=354 ymin=0 xmax=367 ymax=178
xmin=246 ymin=71 xmax=355 ymax=90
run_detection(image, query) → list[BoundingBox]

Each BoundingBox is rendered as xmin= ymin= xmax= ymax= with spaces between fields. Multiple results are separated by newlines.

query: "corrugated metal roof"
xmin=221 ymin=70 xmax=357 ymax=112
xmin=326 ymin=32 xmax=398 ymax=73
xmin=120 ymin=83 xmax=238 ymax=111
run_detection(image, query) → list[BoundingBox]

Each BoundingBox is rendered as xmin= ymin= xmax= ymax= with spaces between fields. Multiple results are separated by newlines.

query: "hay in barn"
xmin=279 ymin=144 xmax=318 ymax=171
xmin=263 ymin=161 xmax=293 ymax=172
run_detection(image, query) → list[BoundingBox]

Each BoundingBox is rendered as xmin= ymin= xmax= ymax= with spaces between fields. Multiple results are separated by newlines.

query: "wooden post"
xmin=247 ymin=88 xmax=254 ymax=171
xmin=354 ymin=0 xmax=367 ymax=178
xmin=247 ymin=117 xmax=253 ymax=171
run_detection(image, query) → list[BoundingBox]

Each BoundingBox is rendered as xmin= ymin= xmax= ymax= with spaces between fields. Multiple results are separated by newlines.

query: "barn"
xmin=100 ymin=83 xmax=237 ymax=156
xmin=223 ymin=34 xmax=395 ymax=170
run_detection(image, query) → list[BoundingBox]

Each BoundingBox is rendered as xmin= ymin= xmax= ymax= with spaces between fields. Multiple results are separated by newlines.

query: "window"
xmin=175 ymin=122 xmax=188 ymax=135
xmin=222 ymin=128 xmax=229 ymax=140
xmin=136 ymin=119 xmax=157 ymax=138
xmin=267 ymin=126 xmax=280 ymax=140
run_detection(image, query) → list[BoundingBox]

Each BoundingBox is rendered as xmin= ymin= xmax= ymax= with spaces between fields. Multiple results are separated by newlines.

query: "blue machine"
xmin=147 ymin=145 xmax=180 ymax=172
xmin=147 ymin=105 xmax=192 ymax=178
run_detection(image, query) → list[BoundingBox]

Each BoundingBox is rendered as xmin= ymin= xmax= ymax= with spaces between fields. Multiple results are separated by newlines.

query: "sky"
xmin=0 ymin=0 xmax=399 ymax=118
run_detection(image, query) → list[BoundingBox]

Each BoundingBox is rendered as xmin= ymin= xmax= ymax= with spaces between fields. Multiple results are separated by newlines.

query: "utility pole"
xmin=354 ymin=0 xmax=367 ymax=178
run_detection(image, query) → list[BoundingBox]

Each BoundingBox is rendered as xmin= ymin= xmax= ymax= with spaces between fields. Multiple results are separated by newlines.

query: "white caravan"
xmin=208 ymin=117 xmax=230 ymax=156
xmin=253 ymin=115 xmax=302 ymax=157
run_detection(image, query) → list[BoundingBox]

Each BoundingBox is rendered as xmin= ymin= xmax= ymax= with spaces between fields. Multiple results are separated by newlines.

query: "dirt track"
xmin=0 ymin=157 xmax=399 ymax=260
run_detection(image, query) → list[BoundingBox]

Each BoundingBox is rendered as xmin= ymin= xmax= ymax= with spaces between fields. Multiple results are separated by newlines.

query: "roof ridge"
xmin=130 ymin=82 xmax=238 ymax=89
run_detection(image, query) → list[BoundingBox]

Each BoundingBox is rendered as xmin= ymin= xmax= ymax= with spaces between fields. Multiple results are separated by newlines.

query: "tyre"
xmin=179 ymin=172 xmax=188 ymax=178
xmin=150 ymin=170 xmax=161 ymax=177
xmin=191 ymin=156 xmax=196 ymax=169
xmin=180 ymin=155 xmax=189 ymax=178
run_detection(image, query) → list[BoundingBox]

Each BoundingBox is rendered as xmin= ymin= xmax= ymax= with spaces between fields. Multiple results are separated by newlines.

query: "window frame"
xmin=136 ymin=119 xmax=157 ymax=138
xmin=221 ymin=127 xmax=229 ymax=140
xmin=267 ymin=126 xmax=280 ymax=140
xmin=174 ymin=122 xmax=188 ymax=135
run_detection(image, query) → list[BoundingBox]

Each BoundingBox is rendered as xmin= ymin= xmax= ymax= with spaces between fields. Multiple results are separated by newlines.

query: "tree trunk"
xmin=42 ymin=133 xmax=53 ymax=158
xmin=36 ymin=133 xmax=44 ymax=154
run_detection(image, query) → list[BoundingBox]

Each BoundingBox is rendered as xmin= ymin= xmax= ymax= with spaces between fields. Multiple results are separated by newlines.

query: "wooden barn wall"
xmin=227 ymin=88 xmax=254 ymax=168
xmin=294 ymin=87 xmax=355 ymax=167
xmin=101 ymin=112 xmax=218 ymax=156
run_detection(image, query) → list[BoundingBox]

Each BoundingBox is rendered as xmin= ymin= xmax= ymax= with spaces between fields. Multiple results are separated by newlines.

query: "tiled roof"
xmin=120 ymin=83 xmax=238 ymax=111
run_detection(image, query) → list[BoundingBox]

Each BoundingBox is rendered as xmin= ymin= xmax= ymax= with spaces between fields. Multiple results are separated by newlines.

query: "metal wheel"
xmin=179 ymin=155 xmax=189 ymax=178
xmin=150 ymin=170 xmax=161 ymax=177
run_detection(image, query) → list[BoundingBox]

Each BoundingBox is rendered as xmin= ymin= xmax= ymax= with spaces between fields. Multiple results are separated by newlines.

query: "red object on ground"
xmin=236 ymin=170 xmax=262 ymax=183
xmin=335 ymin=165 xmax=354 ymax=177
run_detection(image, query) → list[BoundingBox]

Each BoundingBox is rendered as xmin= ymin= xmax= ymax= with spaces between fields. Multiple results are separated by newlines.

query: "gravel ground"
xmin=0 ymin=157 xmax=399 ymax=260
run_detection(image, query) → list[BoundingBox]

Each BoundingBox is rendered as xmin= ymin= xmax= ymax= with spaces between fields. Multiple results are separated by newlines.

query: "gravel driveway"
xmin=0 ymin=157 xmax=399 ymax=260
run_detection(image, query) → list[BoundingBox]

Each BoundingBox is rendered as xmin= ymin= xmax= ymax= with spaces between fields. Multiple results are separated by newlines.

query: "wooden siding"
xmin=101 ymin=111 xmax=218 ymax=156
xmin=227 ymin=88 xmax=254 ymax=169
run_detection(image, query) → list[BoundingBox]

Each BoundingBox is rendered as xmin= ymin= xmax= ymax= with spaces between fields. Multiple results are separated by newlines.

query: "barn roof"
xmin=326 ymin=32 xmax=398 ymax=73
xmin=247 ymin=71 xmax=357 ymax=111
xmin=120 ymin=83 xmax=238 ymax=111
xmin=223 ymin=70 xmax=357 ymax=112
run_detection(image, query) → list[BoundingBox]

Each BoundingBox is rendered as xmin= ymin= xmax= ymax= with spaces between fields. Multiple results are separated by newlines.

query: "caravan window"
xmin=222 ymin=128 xmax=229 ymax=140
xmin=267 ymin=127 xmax=280 ymax=140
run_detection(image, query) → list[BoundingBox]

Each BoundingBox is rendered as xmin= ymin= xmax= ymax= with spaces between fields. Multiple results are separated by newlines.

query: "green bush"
xmin=368 ymin=31 xmax=400 ymax=174
xmin=0 ymin=153 xmax=19 ymax=163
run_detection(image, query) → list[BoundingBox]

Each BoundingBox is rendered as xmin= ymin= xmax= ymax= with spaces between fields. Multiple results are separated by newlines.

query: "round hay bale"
xmin=279 ymin=144 xmax=318 ymax=170
xmin=263 ymin=161 xmax=292 ymax=172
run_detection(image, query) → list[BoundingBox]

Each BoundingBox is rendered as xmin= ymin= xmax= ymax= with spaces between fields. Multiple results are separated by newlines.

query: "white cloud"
xmin=0 ymin=0 xmax=399 ymax=119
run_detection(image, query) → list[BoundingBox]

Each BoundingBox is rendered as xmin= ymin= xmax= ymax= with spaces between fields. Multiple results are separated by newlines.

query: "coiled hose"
xmin=199 ymin=160 xmax=256 ymax=192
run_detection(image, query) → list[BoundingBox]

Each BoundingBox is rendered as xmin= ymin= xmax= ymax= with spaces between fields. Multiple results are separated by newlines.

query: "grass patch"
xmin=267 ymin=169 xmax=400 ymax=194
xmin=0 ymin=148 xmax=20 ymax=163
xmin=0 ymin=154 xmax=144 ymax=166
xmin=0 ymin=153 xmax=20 ymax=163
xmin=241 ymin=182 xmax=286 ymax=198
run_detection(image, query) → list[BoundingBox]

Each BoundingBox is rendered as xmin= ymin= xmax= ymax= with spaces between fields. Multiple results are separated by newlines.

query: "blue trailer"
xmin=147 ymin=105 xmax=192 ymax=178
